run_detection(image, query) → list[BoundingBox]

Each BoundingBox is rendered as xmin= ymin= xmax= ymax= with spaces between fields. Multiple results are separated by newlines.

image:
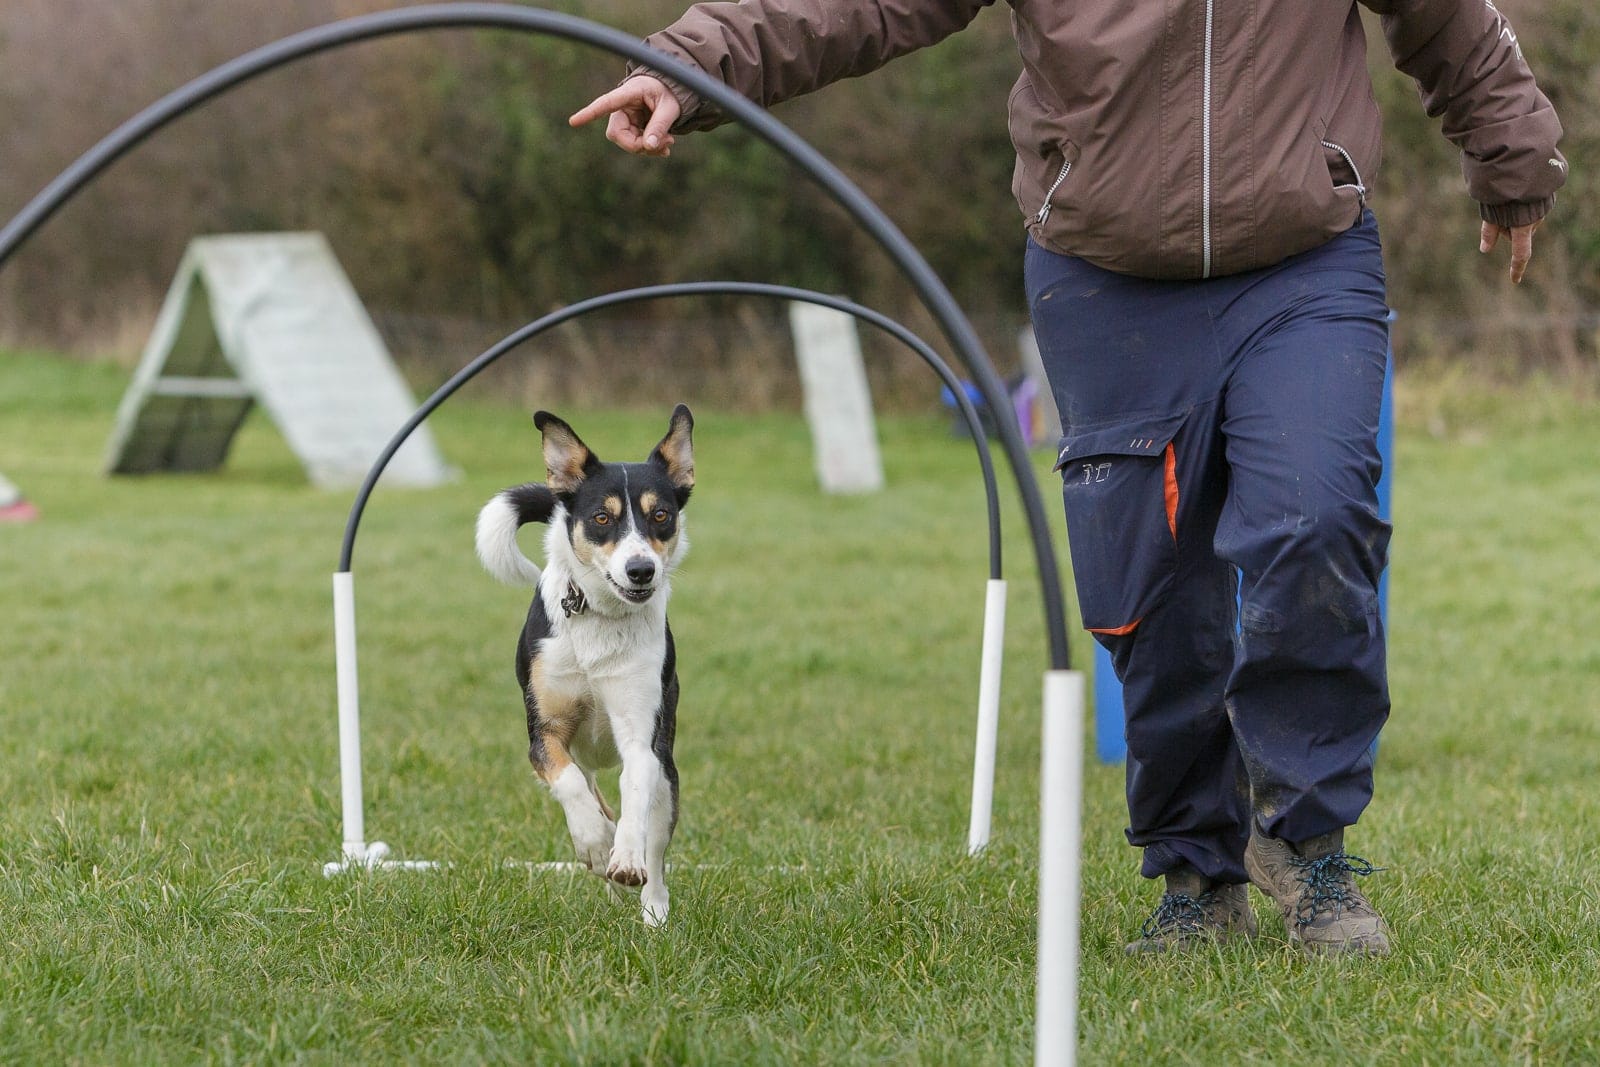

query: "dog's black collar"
xmin=561 ymin=580 xmax=589 ymax=618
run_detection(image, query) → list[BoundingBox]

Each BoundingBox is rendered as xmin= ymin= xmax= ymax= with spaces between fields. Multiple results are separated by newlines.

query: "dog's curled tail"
xmin=475 ymin=483 xmax=555 ymax=586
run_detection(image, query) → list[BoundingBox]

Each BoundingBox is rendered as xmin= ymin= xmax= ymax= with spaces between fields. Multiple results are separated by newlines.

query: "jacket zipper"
xmin=1034 ymin=160 xmax=1073 ymax=225
xmin=1321 ymin=139 xmax=1368 ymax=203
xmin=1200 ymin=0 xmax=1215 ymax=277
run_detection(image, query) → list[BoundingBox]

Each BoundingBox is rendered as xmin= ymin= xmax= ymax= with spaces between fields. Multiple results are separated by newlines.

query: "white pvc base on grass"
xmin=322 ymin=841 xmax=444 ymax=876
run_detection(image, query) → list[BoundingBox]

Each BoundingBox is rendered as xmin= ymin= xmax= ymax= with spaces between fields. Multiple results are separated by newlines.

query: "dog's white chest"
xmin=544 ymin=609 xmax=664 ymax=678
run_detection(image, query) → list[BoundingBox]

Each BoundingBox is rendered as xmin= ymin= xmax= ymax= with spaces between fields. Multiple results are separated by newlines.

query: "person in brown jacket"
xmin=572 ymin=0 xmax=1565 ymax=957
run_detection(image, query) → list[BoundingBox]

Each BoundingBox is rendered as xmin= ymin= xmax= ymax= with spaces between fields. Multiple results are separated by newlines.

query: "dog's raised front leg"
xmin=526 ymin=669 xmax=617 ymax=874
xmin=531 ymin=733 xmax=614 ymax=874
xmin=550 ymin=765 xmax=616 ymax=873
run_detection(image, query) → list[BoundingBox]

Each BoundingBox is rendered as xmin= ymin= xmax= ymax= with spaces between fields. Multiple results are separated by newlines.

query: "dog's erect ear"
xmin=534 ymin=411 xmax=602 ymax=493
xmin=649 ymin=404 xmax=695 ymax=500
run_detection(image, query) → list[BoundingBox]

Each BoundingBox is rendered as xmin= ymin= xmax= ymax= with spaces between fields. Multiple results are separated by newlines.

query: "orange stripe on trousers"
xmin=1163 ymin=441 xmax=1179 ymax=540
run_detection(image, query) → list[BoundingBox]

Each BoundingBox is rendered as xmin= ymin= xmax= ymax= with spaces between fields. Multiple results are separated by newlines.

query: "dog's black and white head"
xmin=538 ymin=405 xmax=694 ymax=610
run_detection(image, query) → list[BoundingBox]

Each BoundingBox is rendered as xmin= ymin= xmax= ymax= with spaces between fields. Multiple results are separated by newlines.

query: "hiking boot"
xmin=1124 ymin=865 xmax=1257 ymax=955
xmin=1244 ymin=828 xmax=1391 ymax=957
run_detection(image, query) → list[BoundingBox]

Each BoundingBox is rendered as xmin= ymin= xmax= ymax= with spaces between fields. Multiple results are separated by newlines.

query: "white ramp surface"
xmin=105 ymin=233 xmax=453 ymax=489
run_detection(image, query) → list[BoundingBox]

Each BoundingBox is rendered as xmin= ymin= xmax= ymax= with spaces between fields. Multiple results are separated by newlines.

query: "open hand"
xmin=569 ymin=75 xmax=682 ymax=158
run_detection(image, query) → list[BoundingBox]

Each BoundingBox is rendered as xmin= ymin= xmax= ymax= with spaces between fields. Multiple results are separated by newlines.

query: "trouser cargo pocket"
xmin=1056 ymin=411 xmax=1189 ymax=635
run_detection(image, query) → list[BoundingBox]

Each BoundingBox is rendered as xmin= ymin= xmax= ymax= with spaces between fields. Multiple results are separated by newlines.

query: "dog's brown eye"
xmin=592 ymin=512 xmax=610 ymax=525
xmin=652 ymin=509 xmax=669 ymax=524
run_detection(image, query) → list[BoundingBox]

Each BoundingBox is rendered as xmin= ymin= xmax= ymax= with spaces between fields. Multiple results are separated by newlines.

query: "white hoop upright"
xmin=1036 ymin=669 xmax=1085 ymax=1067
xmin=967 ymin=578 xmax=1008 ymax=855
xmin=325 ymin=570 xmax=443 ymax=876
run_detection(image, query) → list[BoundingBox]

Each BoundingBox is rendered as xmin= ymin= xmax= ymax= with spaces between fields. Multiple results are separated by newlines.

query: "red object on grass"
xmin=0 ymin=500 xmax=39 ymax=522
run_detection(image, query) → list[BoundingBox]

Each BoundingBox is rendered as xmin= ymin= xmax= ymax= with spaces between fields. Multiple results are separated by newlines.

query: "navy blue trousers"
xmin=1025 ymin=213 xmax=1391 ymax=884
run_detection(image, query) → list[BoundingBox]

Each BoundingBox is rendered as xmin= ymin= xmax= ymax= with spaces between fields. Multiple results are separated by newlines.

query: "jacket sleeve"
xmin=627 ymin=0 xmax=996 ymax=133
xmin=1364 ymin=0 xmax=1566 ymax=226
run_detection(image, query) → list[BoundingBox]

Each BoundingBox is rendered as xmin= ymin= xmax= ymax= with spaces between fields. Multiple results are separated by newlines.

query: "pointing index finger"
xmin=568 ymin=87 xmax=628 ymax=128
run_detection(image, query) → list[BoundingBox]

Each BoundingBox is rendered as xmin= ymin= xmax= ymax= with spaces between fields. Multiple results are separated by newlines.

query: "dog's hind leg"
xmin=587 ymin=774 xmax=617 ymax=823
xmin=584 ymin=773 xmax=627 ymax=903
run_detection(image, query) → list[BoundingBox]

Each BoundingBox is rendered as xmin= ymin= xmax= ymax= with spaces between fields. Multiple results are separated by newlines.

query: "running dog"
xmin=475 ymin=406 xmax=694 ymax=926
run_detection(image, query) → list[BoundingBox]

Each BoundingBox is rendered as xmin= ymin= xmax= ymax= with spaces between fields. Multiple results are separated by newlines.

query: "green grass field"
xmin=2 ymin=349 xmax=1598 ymax=1065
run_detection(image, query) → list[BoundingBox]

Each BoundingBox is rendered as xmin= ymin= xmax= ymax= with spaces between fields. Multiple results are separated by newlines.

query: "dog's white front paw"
xmin=605 ymin=843 xmax=648 ymax=887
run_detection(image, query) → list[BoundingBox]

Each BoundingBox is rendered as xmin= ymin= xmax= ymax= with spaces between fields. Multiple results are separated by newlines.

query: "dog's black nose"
xmin=625 ymin=559 xmax=656 ymax=585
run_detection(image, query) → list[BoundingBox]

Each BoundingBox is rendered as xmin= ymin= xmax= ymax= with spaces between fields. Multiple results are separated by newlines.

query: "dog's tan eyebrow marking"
xmin=639 ymin=490 xmax=660 ymax=514
xmin=604 ymin=495 xmax=623 ymax=518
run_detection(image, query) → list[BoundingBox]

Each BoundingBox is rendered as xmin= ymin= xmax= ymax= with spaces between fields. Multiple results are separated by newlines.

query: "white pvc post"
xmin=1036 ymin=669 xmax=1085 ymax=1067
xmin=967 ymin=578 xmax=1008 ymax=855
xmin=332 ymin=570 xmax=367 ymax=863
xmin=322 ymin=571 xmax=435 ymax=877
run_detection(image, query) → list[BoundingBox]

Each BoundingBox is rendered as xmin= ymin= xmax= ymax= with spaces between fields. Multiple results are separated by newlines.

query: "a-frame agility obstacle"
xmin=104 ymin=233 xmax=454 ymax=489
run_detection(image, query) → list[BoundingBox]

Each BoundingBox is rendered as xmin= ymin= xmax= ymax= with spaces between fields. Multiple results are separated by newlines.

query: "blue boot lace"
xmin=1288 ymin=850 xmax=1384 ymax=927
xmin=1139 ymin=890 xmax=1215 ymax=940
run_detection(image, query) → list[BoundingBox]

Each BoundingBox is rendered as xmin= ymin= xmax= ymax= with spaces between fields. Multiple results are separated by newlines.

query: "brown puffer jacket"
xmin=636 ymin=0 xmax=1566 ymax=280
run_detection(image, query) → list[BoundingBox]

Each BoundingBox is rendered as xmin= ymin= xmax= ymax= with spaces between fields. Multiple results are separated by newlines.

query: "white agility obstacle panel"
xmin=105 ymin=233 xmax=454 ymax=489
xmin=789 ymin=302 xmax=885 ymax=494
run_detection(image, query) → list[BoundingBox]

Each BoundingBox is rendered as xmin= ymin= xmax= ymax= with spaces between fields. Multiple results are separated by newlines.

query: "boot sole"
xmin=1288 ymin=927 xmax=1392 ymax=958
